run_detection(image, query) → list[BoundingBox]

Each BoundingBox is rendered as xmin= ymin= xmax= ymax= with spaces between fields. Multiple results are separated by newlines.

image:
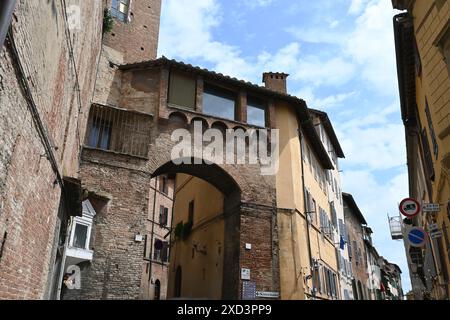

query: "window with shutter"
xmin=168 ymin=72 xmax=196 ymax=110
xmin=421 ymin=128 xmax=435 ymax=181
xmin=425 ymin=101 xmax=438 ymax=159
xmin=161 ymin=241 xmax=169 ymax=263
xmin=159 ymin=206 xmax=168 ymax=226
xmin=348 ymin=234 xmax=352 ymax=259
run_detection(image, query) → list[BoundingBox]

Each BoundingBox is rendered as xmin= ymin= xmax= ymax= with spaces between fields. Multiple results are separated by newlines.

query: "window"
xmin=421 ymin=128 xmax=435 ymax=181
xmin=436 ymin=0 xmax=446 ymax=10
xmin=301 ymin=137 xmax=306 ymax=162
xmin=311 ymin=199 xmax=317 ymax=225
xmin=69 ymin=200 xmax=97 ymax=251
xmin=330 ymin=202 xmax=337 ymax=228
xmin=168 ymin=72 xmax=196 ymax=109
xmin=153 ymin=239 xmax=169 ymax=262
xmin=247 ymin=97 xmax=266 ymax=127
xmin=87 ymin=117 xmax=111 ymax=150
xmin=159 ymin=176 xmax=168 ymax=194
xmin=425 ymin=100 xmax=438 ymax=159
xmin=111 ymin=0 xmax=130 ymax=22
xmin=154 ymin=280 xmax=161 ymax=300
xmin=347 ymin=235 xmax=352 ymax=259
xmin=414 ymin=37 xmax=422 ymax=76
xmin=159 ymin=206 xmax=168 ymax=226
xmin=436 ymin=26 xmax=450 ymax=76
xmin=203 ymin=84 xmax=236 ymax=121
xmin=73 ymin=224 xmax=88 ymax=249
xmin=188 ymin=200 xmax=195 ymax=223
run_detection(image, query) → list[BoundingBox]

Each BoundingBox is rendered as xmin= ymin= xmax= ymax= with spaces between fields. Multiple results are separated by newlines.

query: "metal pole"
xmin=0 ymin=0 xmax=16 ymax=47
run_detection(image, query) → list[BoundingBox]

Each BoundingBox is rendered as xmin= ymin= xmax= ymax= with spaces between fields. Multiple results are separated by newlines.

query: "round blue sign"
xmin=408 ymin=227 xmax=427 ymax=247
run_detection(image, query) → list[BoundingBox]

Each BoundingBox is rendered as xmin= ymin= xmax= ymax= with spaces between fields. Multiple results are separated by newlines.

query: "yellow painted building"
xmin=167 ymin=174 xmax=225 ymax=299
xmin=276 ymin=102 xmax=342 ymax=300
xmin=393 ymin=0 xmax=450 ymax=300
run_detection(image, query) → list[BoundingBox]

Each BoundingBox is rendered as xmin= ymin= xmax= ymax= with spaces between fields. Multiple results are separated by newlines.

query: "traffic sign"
xmin=430 ymin=231 xmax=442 ymax=239
xmin=399 ymin=198 xmax=421 ymax=217
xmin=422 ymin=203 xmax=440 ymax=212
xmin=407 ymin=227 xmax=427 ymax=247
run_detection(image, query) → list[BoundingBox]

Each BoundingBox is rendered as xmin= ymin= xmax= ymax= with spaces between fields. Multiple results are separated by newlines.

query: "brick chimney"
xmin=262 ymin=72 xmax=289 ymax=94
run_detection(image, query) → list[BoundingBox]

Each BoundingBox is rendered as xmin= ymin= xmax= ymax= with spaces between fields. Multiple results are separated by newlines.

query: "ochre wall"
xmin=168 ymin=174 xmax=225 ymax=299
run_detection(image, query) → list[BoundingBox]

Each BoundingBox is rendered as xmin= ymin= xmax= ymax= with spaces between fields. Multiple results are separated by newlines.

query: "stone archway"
xmin=78 ymin=104 xmax=278 ymax=300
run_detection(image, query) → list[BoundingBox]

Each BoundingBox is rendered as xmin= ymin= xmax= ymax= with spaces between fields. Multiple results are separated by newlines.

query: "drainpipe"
xmin=148 ymin=177 xmax=158 ymax=299
xmin=0 ymin=0 xmax=16 ymax=47
xmin=299 ymin=130 xmax=314 ymax=294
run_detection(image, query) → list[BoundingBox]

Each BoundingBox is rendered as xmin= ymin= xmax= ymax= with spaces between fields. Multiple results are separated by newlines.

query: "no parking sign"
xmin=407 ymin=227 xmax=427 ymax=247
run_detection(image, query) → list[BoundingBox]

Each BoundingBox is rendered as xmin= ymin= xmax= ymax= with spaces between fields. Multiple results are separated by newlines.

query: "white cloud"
xmin=296 ymin=87 xmax=356 ymax=110
xmin=285 ymin=26 xmax=344 ymax=44
xmin=344 ymin=0 xmax=398 ymax=96
xmin=339 ymin=122 xmax=406 ymax=171
xmin=158 ymin=0 xmax=255 ymax=80
xmin=241 ymin=0 xmax=274 ymax=8
xmin=348 ymin=0 xmax=368 ymax=15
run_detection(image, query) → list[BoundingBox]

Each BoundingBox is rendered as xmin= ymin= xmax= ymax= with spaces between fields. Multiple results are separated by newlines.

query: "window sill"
xmin=66 ymin=246 xmax=94 ymax=262
xmin=83 ymin=146 xmax=149 ymax=160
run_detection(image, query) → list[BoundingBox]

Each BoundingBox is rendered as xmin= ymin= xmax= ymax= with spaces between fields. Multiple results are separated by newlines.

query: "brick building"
xmin=343 ymin=193 xmax=370 ymax=300
xmin=0 ymin=0 xmax=103 ymax=299
xmin=140 ymin=175 xmax=174 ymax=300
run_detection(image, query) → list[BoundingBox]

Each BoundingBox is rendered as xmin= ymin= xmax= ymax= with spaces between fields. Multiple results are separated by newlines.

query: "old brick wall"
xmin=103 ymin=0 xmax=162 ymax=63
xmin=74 ymin=58 xmax=279 ymax=299
xmin=72 ymin=155 xmax=152 ymax=299
xmin=344 ymin=207 xmax=369 ymax=299
xmin=0 ymin=0 xmax=103 ymax=299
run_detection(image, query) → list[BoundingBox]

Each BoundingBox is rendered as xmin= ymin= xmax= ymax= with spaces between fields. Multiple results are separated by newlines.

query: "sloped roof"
xmin=309 ymin=108 xmax=345 ymax=158
xmin=343 ymin=192 xmax=367 ymax=225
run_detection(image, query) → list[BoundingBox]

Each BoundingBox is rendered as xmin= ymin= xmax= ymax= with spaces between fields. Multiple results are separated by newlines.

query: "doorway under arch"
xmin=154 ymin=279 xmax=161 ymax=300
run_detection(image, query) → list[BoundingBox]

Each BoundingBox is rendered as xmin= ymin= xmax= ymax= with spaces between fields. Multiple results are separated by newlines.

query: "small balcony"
xmin=388 ymin=216 xmax=403 ymax=240
xmin=84 ymin=104 xmax=152 ymax=158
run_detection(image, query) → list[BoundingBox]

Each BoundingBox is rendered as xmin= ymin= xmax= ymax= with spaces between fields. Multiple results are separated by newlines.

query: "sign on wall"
xmin=399 ymin=198 xmax=421 ymax=218
xmin=407 ymin=227 xmax=427 ymax=247
xmin=241 ymin=268 xmax=251 ymax=280
xmin=242 ymin=281 xmax=256 ymax=300
xmin=422 ymin=203 xmax=440 ymax=212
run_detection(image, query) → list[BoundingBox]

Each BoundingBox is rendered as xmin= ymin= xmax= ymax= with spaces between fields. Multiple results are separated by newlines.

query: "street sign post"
xmin=407 ymin=227 xmax=427 ymax=247
xmin=399 ymin=198 xmax=421 ymax=218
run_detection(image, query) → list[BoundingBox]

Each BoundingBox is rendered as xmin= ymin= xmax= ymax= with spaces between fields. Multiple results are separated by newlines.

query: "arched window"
xmin=154 ymin=280 xmax=161 ymax=300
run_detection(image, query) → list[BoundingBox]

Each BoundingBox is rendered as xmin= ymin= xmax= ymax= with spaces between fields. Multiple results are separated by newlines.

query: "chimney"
xmin=262 ymin=72 xmax=289 ymax=94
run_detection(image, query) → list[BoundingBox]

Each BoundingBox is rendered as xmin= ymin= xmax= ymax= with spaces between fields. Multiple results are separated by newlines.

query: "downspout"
xmin=148 ymin=177 xmax=158 ymax=299
xmin=0 ymin=0 xmax=16 ymax=47
xmin=299 ymin=130 xmax=314 ymax=296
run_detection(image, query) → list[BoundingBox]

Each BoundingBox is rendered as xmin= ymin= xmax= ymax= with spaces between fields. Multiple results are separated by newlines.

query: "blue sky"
xmin=157 ymin=0 xmax=410 ymax=292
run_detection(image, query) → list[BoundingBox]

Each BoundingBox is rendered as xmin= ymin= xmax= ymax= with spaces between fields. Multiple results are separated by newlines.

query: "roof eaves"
xmin=343 ymin=192 xmax=367 ymax=225
xmin=309 ymin=108 xmax=345 ymax=158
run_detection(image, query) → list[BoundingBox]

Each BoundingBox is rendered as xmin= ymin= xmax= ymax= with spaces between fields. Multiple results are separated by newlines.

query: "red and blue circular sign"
xmin=399 ymin=198 xmax=421 ymax=218
xmin=407 ymin=227 xmax=427 ymax=247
